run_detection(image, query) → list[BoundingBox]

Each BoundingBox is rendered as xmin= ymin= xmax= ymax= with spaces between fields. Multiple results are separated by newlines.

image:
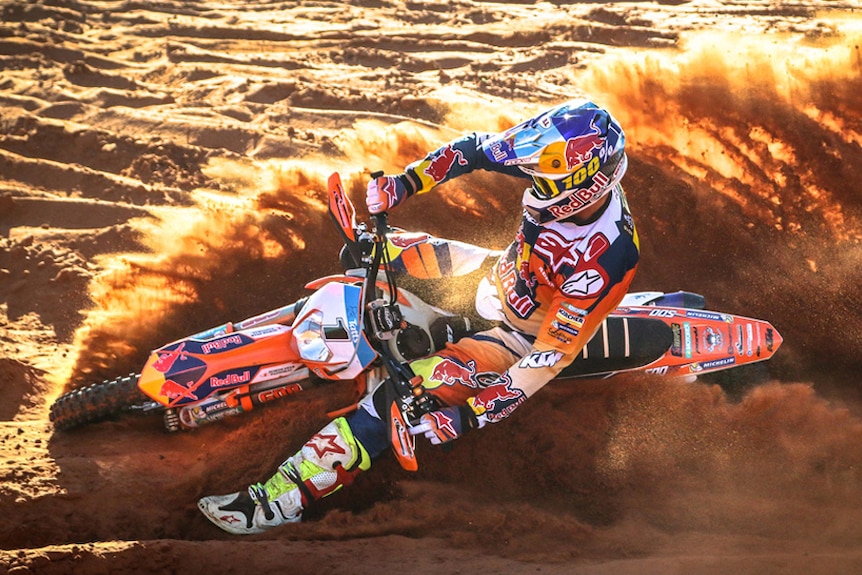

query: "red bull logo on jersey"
xmin=429 ymin=358 xmax=477 ymax=387
xmin=424 ymin=144 xmax=468 ymax=182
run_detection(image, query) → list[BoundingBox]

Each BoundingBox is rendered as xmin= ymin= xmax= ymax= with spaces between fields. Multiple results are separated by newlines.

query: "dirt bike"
xmin=50 ymin=171 xmax=783 ymax=468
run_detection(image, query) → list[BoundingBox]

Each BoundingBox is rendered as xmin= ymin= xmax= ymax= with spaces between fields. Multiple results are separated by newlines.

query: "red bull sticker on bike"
xmin=160 ymin=378 xmax=201 ymax=402
xmin=151 ymin=346 xmax=207 ymax=385
xmin=200 ymin=334 xmax=245 ymax=354
xmin=180 ymin=333 xmax=255 ymax=355
xmin=152 ymin=342 xmax=187 ymax=373
xmin=209 ymin=369 xmax=252 ymax=389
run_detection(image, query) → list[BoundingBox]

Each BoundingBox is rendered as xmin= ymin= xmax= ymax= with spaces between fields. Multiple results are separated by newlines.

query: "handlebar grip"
xmin=369 ymin=170 xmax=389 ymax=236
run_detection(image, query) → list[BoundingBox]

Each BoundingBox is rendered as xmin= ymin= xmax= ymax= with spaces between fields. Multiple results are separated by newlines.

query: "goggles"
xmin=531 ymin=176 xmax=568 ymax=200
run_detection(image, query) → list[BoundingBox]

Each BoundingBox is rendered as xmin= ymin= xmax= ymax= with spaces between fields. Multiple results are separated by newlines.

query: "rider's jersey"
xmin=399 ymin=133 xmax=640 ymax=420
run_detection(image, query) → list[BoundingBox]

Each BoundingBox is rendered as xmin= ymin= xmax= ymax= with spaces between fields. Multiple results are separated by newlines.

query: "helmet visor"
xmin=531 ymin=176 xmax=567 ymax=200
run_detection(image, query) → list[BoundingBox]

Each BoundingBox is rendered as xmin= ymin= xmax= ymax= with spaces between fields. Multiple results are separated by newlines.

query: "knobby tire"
xmin=49 ymin=373 xmax=148 ymax=431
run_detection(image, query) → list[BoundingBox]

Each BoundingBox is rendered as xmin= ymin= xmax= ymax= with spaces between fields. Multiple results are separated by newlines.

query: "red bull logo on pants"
xmin=468 ymin=380 xmax=526 ymax=422
xmin=428 ymin=358 xmax=478 ymax=387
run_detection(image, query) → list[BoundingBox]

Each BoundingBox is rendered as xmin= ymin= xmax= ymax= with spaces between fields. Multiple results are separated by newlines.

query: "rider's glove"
xmin=410 ymin=404 xmax=486 ymax=445
xmin=366 ymin=174 xmax=409 ymax=214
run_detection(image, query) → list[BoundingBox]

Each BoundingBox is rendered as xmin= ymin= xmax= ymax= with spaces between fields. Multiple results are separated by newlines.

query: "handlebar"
xmin=361 ymin=170 xmax=434 ymax=458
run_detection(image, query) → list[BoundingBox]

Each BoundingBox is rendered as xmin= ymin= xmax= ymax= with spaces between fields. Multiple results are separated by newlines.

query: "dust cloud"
xmin=5 ymin=4 xmax=862 ymax=571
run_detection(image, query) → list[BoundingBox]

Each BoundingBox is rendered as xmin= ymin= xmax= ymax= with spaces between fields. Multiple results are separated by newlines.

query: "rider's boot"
xmin=198 ymin=417 xmax=372 ymax=535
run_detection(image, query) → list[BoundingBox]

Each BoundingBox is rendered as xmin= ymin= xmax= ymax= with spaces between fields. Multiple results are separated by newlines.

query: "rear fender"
xmin=138 ymin=325 xmax=298 ymax=407
xmin=557 ymin=306 xmax=783 ymax=380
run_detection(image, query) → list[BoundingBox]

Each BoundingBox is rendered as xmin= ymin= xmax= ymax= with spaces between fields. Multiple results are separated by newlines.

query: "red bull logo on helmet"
xmin=564 ymin=121 xmax=606 ymax=171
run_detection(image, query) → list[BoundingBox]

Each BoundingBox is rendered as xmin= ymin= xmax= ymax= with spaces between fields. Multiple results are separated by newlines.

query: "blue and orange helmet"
xmin=482 ymin=99 xmax=627 ymax=223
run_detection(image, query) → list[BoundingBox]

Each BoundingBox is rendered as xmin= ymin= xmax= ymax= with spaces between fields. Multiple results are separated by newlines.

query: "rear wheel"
xmin=49 ymin=373 xmax=151 ymax=431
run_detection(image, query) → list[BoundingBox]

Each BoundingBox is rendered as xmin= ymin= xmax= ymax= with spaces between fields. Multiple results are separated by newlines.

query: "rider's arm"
xmin=368 ymin=133 xmax=528 ymax=214
xmin=401 ymin=133 xmax=529 ymax=198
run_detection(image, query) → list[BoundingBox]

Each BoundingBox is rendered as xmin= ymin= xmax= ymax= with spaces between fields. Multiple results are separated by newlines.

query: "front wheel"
xmin=50 ymin=373 xmax=151 ymax=431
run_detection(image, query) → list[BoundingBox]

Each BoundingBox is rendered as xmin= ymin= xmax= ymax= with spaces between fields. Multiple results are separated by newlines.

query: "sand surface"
xmin=2 ymin=1 xmax=862 ymax=573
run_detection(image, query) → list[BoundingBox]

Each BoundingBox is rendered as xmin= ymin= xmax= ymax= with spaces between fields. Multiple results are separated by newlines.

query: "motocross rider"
xmin=198 ymin=99 xmax=640 ymax=534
